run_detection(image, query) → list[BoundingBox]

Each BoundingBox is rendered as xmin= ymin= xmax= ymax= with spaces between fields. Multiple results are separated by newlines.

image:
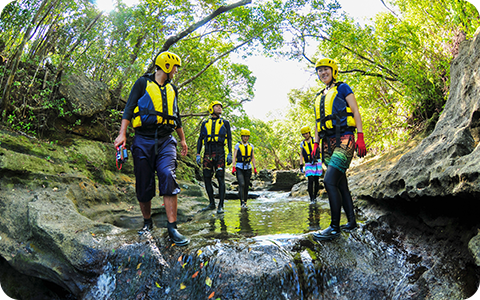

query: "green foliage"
xmin=287 ymin=0 xmax=480 ymax=154
xmin=1 ymin=0 xmax=477 ymax=170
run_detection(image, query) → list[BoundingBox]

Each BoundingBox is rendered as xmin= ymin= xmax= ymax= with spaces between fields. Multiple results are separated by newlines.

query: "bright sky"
xmin=1 ymin=0 xmax=479 ymax=121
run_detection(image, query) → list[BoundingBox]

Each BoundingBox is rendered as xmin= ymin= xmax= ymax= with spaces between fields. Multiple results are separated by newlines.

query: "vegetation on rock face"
xmin=0 ymin=0 xmax=478 ymax=171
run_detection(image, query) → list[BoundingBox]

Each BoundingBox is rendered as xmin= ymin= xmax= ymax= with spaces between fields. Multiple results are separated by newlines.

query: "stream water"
xmin=85 ymin=191 xmax=478 ymax=299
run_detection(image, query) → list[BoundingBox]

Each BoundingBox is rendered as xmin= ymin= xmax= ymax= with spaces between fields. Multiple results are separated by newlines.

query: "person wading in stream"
xmin=231 ymin=128 xmax=257 ymax=208
xmin=196 ymin=101 xmax=232 ymax=214
xmin=311 ymin=58 xmax=367 ymax=241
xmin=299 ymin=125 xmax=322 ymax=204
xmin=114 ymin=51 xmax=189 ymax=246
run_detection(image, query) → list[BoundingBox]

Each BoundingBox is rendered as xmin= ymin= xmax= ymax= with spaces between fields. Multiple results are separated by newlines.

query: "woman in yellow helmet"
xmin=232 ymin=128 xmax=257 ymax=208
xmin=311 ymin=58 xmax=367 ymax=241
xmin=299 ymin=126 xmax=322 ymax=204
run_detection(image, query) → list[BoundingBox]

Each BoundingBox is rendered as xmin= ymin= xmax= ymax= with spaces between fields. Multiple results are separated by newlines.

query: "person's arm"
xmin=225 ymin=120 xmax=232 ymax=154
xmin=346 ymin=92 xmax=366 ymax=157
xmin=175 ymin=127 xmax=188 ymax=156
xmin=346 ymin=93 xmax=363 ymax=134
xmin=251 ymin=148 xmax=257 ymax=174
xmin=196 ymin=122 xmax=205 ymax=155
xmin=114 ymin=78 xmax=144 ymax=148
xmin=232 ymin=143 xmax=238 ymax=165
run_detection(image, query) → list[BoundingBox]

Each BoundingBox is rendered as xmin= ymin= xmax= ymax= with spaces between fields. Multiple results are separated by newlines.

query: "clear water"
xmin=184 ymin=191 xmax=351 ymax=239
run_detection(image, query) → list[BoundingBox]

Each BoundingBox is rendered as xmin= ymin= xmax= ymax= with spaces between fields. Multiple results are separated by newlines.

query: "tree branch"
xmin=178 ymin=38 xmax=252 ymax=89
xmin=306 ymin=33 xmax=400 ymax=80
xmin=146 ymin=0 xmax=252 ymax=73
xmin=341 ymin=69 xmax=397 ymax=81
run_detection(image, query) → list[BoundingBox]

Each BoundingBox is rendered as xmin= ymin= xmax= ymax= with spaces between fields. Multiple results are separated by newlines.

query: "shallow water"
xmin=184 ymin=191 xmax=351 ymax=239
xmin=88 ymin=191 xmax=478 ymax=299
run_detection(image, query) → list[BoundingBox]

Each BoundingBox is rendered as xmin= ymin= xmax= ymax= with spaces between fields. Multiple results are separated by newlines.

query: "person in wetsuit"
xmin=311 ymin=58 xmax=367 ymax=241
xmin=232 ymin=128 xmax=257 ymax=208
xmin=196 ymin=101 xmax=232 ymax=214
xmin=114 ymin=51 xmax=189 ymax=246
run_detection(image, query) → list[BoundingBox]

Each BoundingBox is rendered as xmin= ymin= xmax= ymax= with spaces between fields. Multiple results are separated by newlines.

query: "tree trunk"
xmin=1 ymin=0 xmax=50 ymax=118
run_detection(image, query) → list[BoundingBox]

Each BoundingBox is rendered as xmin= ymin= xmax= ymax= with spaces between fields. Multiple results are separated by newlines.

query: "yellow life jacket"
xmin=132 ymin=79 xmax=178 ymax=129
xmin=237 ymin=142 xmax=252 ymax=163
xmin=204 ymin=117 xmax=226 ymax=143
xmin=314 ymin=82 xmax=356 ymax=137
xmin=301 ymin=139 xmax=313 ymax=161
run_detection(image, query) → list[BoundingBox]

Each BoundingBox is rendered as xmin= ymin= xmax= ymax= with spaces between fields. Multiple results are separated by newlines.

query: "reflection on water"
xmin=187 ymin=191 xmax=351 ymax=239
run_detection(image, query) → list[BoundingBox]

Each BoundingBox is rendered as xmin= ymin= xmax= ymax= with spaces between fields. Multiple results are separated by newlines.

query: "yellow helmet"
xmin=315 ymin=58 xmax=338 ymax=80
xmin=155 ymin=51 xmax=181 ymax=73
xmin=300 ymin=126 xmax=311 ymax=135
xmin=208 ymin=100 xmax=223 ymax=114
xmin=240 ymin=129 xmax=250 ymax=136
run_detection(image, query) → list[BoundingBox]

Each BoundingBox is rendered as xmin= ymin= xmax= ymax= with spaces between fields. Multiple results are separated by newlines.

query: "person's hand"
xmin=226 ymin=153 xmax=232 ymax=165
xmin=355 ymin=132 xmax=367 ymax=157
xmin=232 ymin=166 xmax=236 ymax=175
xmin=196 ymin=155 xmax=201 ymax=166
xmin=300 ymin=164 xmax=304 ymax=173
xmin=180 ymin=140 xmax=188 ymax=156
xmin=254 ymin=168 xmax=257 ymax=175
xmin=114 ymin=133 xmax=126 ymax=149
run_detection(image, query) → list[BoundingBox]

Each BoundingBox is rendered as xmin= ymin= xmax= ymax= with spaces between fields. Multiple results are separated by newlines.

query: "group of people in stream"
xmin=114 ymin=52 xmax=367 ymax=247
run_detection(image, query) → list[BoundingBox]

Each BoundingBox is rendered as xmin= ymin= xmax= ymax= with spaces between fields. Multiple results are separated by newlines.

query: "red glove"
xmin=355 ymin=132 xmax=367 ymax=158
xmin=312 ymin=142 xmax=319 ymax=157
xmin=232 ymin=166 xmax=236 ymax=175
xmin=254 ymin=168 xmax=257 ymax=175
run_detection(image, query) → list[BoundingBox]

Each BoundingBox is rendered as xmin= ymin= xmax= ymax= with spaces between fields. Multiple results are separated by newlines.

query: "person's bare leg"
xmin=163 ymin=195 xmax=177 ymax=223
xmin=138 ymin=201 xmax=153 ymax=232
xmin=139 ymin=201 xmax=151 ymax=219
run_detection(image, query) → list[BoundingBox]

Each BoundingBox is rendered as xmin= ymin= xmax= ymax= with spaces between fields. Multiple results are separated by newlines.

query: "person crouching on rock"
xmin=232 ymin=129 xmax=257 ymax=209
xmin=311 ymin=58 xmax=367 ymax=241
xmin=299 ymin=125 xmax=322 ymax=204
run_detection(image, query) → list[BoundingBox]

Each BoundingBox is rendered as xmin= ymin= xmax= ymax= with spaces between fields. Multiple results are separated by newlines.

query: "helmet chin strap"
xmin=326 ymin=79 xmax=335 ymax=89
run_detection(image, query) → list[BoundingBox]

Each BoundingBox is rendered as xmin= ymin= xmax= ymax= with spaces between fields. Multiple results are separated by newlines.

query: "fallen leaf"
xmin=178 ymin=255 xmax=183 ymax=262
xmin=180 ymin=283 xmax=186 ymax=290
xmin=192 ymin=271 xmax=199 ymax=278
xmin=200 ymin=262 xmax=204 ymax=269
xmin=204 ymin=261 xmax=209 ymax=267
xmin=91 ymin=233 xmax=95 ymax=237
xmin=273 ymin=258 xmax=277 ymax=262
xmin=197 ymin=249 xmax=202 ymax=256
xmin=205 ymin=277 xmax=212 ymax=287
xmin=182 ymin=262 xmax=187 ymax=268
xmin=137 ymin=270 xmax=142 ymax=276
xmin=155 ymin=282 xmax=161 ymax=288
xmin=136 ymin=263 xmax=142 ymax=270
xmin=208 ymin=291 xmax=215 ymax=299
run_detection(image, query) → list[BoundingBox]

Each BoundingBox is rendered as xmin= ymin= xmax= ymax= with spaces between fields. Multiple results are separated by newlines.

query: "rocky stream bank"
xmin=1 ymin=22 xmax=480 ymax=300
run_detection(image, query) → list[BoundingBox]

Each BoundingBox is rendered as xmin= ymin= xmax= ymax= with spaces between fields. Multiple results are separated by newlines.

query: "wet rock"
xmin=349 ymin=29 xmax=480 ymax=200
xmin=269 ymin=170 xmax=304 ymax=191
xmin=469 ymin=232 xmax=480 ymax=266
xmin=59 ymin=73 xmax=112 ymax=118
